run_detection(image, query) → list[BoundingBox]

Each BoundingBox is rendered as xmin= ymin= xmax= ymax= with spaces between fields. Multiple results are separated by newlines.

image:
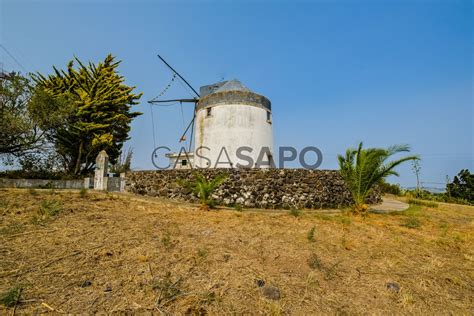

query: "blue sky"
xmin=1 ymin=0 xmax=472 ymax=188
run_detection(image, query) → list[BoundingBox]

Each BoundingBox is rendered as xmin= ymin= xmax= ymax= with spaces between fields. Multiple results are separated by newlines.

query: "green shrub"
xmin=408 ymin=199 xmax=438 ymax=208
xmin=307 ymin=253 xmax=323 ymax=270
xmin=39 ymin=199 xmax=62 ymax=217
xmin=379 ymin=180 xmax=402 ymax=195
xmin=197 ymin=248 xmax=208 ymax=258
xmin=404 ymin=189 xmax=472 ymax=206
xmin=179 ymin=172 xmax=228 ymax=211
xmin=289 ymin=207 xmax=301 ymax=217
xmin=79 ymin=188 xmax=88 ymax=198
xmin=0 ymin=199 xmax=8 ymax=209
xmin=0 ymin=285 xmax=23 ymax=307
xmin=160 ymin=230 xmax=179 ymax=249
xmin=445 ymin=197 xmax=472 ymax=205
xmin=110 ymin=148 xmax=133 ymax=174
xmin=314 ymin=213 xmax=332 ymax=221
xmin=401 ymin=217 xmax=421 ymax=229
xmin=335 ymin=215 xmax=352 ymax=225
xmin=307 ymin=225 xmax=316 ymax=242
xmin=0 ymin=222 xmax=24 ymax=236
xmin=390 ymin=204 xmax=422 ymax=217
xmin=152 ymin=272 xmax=182 ymax=306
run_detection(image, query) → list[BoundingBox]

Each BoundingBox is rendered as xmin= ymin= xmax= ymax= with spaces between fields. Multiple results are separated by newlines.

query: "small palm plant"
xmin=181 ymin=172 xmax=228 ymax=211
xmin=338 ymin=142 xmax=418 ymax=215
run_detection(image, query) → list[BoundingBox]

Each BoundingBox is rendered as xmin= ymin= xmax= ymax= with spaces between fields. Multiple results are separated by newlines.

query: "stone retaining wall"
xmin=0 ymin=178 xmax=84 ymax=189
xmin=126 ymin=169 xmax=381 ymax=209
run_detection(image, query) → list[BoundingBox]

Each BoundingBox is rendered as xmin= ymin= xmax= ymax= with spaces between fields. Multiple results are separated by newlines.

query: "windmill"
xmin=149 ymin=54 xmax=274 ymax=170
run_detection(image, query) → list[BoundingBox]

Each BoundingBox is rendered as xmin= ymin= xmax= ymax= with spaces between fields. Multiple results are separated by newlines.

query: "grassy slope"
xmin=0 ymin=189 xmax=472 ymax=314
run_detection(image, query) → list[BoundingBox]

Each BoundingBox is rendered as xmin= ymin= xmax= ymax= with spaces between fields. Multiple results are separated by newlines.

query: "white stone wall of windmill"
xmin=193 ymin=80 xmax=274 ymax=169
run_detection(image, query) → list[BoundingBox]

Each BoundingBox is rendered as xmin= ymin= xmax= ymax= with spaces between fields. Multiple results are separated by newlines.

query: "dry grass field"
xmin=0 ymin=188 xmax=473 ymax=314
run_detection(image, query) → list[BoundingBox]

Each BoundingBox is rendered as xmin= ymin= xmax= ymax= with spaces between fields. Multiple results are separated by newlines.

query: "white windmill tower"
xmin=149 ymin=56 xmax=274 ymax=169
xmin=194 ymin=79 xmax=274 ymax=168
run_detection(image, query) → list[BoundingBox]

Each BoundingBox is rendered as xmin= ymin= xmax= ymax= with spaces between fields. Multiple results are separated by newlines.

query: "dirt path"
xmin=370 ymin=198 xmax=409 ymax=213
xmin=120 ymin=192 xmax=408 ymax=215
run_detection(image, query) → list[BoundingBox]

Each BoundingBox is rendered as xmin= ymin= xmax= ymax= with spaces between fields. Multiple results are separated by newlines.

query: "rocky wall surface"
xmin=126 ymin=169 xmax=381 ymax=209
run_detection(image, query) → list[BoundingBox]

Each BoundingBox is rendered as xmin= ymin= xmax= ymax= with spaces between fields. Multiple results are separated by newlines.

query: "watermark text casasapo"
xmin=151 ymin=146 xmax=323 ymax=169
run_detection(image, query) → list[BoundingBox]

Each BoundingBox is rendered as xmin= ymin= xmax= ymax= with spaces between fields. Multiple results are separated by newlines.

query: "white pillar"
xmin=83 ymin=177 xmax=90 ymax=189
xmin=94 ymin=150 xmax=109 ymax=190
xmin=119 ymin=173 xmax=126 ymax=192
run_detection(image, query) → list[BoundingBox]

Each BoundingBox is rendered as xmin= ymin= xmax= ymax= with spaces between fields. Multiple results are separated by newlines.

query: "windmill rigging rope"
xmin=149 ymin=103 xmax=157 ymax=150
xmin=148 ymin=59 xmax=198 ymax=152
xmin=179 ymin=101 xmax=189 ymax=148
xmin=149 ymin=74 xmax=177 ymax=102
xmin=152 ymin=101 xmax=180 ymax=107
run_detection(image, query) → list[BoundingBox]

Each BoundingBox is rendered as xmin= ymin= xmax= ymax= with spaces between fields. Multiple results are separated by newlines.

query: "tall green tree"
xmin=0 ymin=73 xmax=43 ymax=160
xmin=338 ymin=142 xmax=418 ymax=214
xmin=31 ymin=54 xmax=142 ymax=175
xmin=447 ymin=169 xmax=473 ymax=203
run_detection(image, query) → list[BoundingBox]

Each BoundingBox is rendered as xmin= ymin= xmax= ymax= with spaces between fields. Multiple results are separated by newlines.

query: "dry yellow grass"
xmin=0 ymin=188 xmax=473 ymax=314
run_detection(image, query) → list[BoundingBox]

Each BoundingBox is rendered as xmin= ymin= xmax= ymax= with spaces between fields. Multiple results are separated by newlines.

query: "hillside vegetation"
xmin=0 ymin=189 xmax=472 ymax=314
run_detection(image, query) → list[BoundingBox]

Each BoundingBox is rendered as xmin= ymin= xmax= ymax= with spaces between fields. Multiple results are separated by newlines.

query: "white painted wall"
xmin=194 ymin=104 xmax=274 ymax=168
xmin=166 ymin=154 xmax=193 ymax=169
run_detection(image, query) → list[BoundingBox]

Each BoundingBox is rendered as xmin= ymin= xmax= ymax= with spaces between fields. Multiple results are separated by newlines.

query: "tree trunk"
xmin=74 ymin=141 xmax=84 ymax=175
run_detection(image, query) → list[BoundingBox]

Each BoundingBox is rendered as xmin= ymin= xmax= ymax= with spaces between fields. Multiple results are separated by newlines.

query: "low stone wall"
xmin=106 ymin=177 xmax=126 ymax=192
xmin=126 ymin=169 xmax=381 ymax=209
xmin=0 ymin=178 xmax=84 ymax=189
xmin=1 ymin=176 xmax=126 ymax=192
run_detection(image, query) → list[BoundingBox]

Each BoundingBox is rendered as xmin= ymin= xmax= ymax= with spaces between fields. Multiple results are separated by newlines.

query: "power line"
xmin=421 ymin=181 xmax=446 ymax=185
xmin=321 ymin=153 xmax=473 ymax=159
xmin=0 ymin=44 xmax=27 ymax=72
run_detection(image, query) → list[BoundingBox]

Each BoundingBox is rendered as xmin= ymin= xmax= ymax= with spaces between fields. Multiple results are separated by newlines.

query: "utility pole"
xmin=411 ymin=160 xmax=421 ymax=196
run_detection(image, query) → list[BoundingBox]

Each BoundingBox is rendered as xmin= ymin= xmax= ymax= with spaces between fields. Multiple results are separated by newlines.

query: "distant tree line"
xmin=447 ymin=169 xmax=473 ymax=203
xmin=0 ymin=54 xmax=142 ymax=178
xmin=379 ymin=169 xmax=473 ymax=205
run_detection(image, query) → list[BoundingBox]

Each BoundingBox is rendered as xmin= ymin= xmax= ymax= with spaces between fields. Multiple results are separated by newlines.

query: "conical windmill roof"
xmin=215 ymin=79 xmax=251 ymax=93
xmin=197 ymin=79 xmax=271 ymax=111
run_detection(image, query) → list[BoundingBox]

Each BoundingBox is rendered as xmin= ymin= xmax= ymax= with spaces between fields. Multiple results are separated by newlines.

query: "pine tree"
xmin=31 ymin=55 xmax=142 ymax=175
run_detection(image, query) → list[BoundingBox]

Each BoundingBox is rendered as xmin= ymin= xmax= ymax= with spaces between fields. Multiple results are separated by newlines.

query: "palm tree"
xmin=338 ymin=142 xmax=419 ymax=214
xmin=182 ymin=172 xmax=228 ymax=211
